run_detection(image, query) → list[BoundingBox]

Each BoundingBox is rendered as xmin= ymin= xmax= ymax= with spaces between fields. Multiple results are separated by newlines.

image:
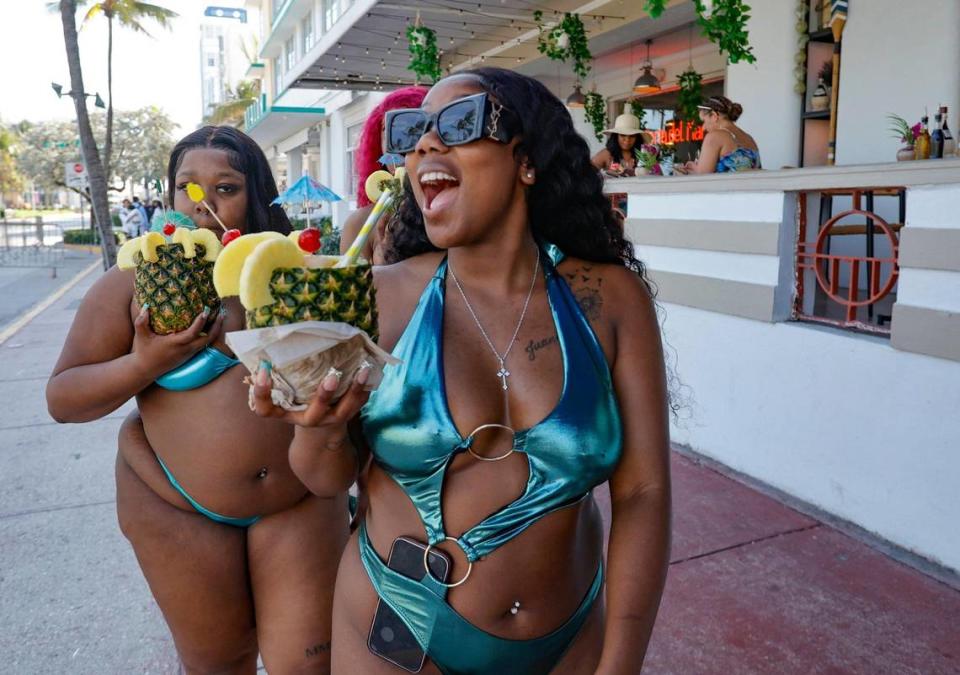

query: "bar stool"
xmin=819 ymin=187 xmax=905 ymax=322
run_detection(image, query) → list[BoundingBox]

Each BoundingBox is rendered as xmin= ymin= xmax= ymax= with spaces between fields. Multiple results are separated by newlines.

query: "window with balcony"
xmin=345 ymin=122 xmax=363 ymax=197
xmin=302 ymin=12 xmax=314 ymax=53
xmin=285 ymin=36 xmax=296 ymax=72
xmin=324 ymin=0 xmax=351 ymax=32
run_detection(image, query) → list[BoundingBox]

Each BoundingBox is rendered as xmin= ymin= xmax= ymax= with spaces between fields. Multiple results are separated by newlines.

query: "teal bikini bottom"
xmin=358 ymin=522 xmax=603 ymax=675
xmin=156 ymin=456 xmax=260 ymax=528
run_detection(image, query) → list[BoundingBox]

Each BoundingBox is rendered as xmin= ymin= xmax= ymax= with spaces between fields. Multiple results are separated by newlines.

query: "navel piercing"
xmin=526 ymin=172 xmax=533 ymax=178
xmin=257 ymin=467 xmax=269 ymax=479
xmin=510 ymin=601 xmax=521 ymax=615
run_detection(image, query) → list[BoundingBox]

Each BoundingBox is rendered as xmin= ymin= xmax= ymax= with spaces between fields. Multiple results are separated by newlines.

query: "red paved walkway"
xmin=596 ymin=452 xmax=960 ymax=674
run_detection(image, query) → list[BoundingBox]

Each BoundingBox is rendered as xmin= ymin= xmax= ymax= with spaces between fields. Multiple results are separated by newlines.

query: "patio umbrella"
xmin=271 ymin=175 xmax=342 ymax=229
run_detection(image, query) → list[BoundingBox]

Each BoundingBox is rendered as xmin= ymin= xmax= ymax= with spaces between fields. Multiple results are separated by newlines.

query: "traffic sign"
xmin=65 ymin=161 xmax=88 ymax=189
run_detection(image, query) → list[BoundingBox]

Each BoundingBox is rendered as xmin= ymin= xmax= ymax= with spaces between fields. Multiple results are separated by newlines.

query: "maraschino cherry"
xmin=297 ymin=227 xmax=322 ymax=253
xmin=162 ymin=223 xmax=176 ymax=236
xmin=221 ymin=228 xmax=241 ymax=246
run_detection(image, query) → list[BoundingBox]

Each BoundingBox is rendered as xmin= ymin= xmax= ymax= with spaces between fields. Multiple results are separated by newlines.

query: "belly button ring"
xmin=257 ymin=467 xmax=268 ymax=479
xmin=510 ymin=601 xmax=520 ymax=615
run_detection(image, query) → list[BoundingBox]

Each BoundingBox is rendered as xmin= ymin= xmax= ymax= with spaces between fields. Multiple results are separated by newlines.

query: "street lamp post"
xmin=51 ymin=82 xmax=106 ymax=109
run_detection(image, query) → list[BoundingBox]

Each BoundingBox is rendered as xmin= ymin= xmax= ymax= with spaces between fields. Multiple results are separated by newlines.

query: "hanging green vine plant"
xmin=628 ymin=100 xmax=648 ymax=127
xmin=406 ymin=25 xmax=442 ymax=84
xmin=644 ymin=0 xmax=755 ymax=64
xmin=533 ymin=10 xmax=593 ymax=80
xmin=677 ymin=67 xmax=704 ymax=121
xmin=793 ymin=0 xmax=809 ymax=94
xmin=694 ymin=0 xmax=756 ymax=64
xmin=584 ymin=91 xmax=606 ymax=142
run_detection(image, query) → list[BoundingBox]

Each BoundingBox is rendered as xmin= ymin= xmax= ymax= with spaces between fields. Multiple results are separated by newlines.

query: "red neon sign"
xmin=649 ymin=120 xmax=704 ymax=146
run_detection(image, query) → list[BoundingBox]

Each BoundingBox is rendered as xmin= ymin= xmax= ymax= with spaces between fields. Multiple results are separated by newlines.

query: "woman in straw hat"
xmin=591 ymin=113 xmax=651 ymax=177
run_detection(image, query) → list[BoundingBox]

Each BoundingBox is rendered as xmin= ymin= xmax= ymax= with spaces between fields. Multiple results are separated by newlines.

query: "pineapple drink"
xmin=116 ymin=216 xmax=223 ymax=335
xmin=213 ymin=170 xmax=404 ymax=409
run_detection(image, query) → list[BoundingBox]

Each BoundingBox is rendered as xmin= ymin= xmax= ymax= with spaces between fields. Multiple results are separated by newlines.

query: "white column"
xmin=286 ymin=148 xmax=303 ymax=181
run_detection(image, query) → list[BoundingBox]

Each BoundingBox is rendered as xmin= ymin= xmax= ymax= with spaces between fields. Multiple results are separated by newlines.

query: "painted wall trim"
xmin=606 ymin=158 xmax=960 ymax=195
xmin=626 ymin=218 xmax=781 ymax=255
xmin=899 ymin=228 xmax=960 ymax=272
xmin=891 ymin=304 xmax=960 ymax=362
xmin=649 ymin=270 xmax=775 ymax=322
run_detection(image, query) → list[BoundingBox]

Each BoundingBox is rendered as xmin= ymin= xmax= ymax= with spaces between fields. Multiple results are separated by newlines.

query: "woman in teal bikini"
xmin=255 ymin=68 xmax=672 ymax=673
xmin=47 ymin=126 xmax=359 ymax=674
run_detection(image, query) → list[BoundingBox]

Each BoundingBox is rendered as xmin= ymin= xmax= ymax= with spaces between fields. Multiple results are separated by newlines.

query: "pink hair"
xmin=355 ymin=86 xmax=429 ymax=207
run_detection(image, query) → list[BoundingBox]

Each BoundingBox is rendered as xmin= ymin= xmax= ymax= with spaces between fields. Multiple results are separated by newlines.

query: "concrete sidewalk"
xmin=1 ymin=267 xmax=958 ymax=674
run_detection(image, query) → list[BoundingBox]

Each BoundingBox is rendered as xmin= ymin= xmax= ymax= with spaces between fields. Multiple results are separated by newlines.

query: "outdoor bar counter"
xmin=604 ymin=159 xmax=960 ymax=573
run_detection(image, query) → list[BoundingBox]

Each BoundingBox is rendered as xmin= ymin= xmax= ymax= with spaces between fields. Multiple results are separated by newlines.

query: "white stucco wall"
xmin=834 ymin=0 xmax=960 ymax=165
xmin=628 ymin=188 xmax=960 ymax=572
xmin=726 ymin=0 xmax=960 ymax=168
xmin=725 ymin=0 xmax=801 ymax=170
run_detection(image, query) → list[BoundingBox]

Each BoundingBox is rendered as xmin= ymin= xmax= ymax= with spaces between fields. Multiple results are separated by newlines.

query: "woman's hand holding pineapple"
xmin=129 ymin=303 xmax=226 ymax=380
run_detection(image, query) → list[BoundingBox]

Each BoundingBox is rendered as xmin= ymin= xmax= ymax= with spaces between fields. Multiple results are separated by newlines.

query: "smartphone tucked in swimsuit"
xmin=359 ymin=245 xmax=623 ymax=674
xmin=152 ymin=347 xmax=259 ymax=528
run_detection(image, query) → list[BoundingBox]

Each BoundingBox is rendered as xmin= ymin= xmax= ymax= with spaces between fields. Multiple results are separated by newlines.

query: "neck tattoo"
xmin=449 ymin=249 xmax=540 ymax=392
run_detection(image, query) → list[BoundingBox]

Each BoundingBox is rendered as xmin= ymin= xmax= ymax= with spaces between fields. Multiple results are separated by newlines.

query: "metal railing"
xmin=0 ymin=217 xmax=67 ymax=277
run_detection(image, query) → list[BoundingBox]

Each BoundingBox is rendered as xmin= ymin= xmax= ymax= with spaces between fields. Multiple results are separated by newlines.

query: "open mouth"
xmin=419 ymin=171 xmax=461 ymax=211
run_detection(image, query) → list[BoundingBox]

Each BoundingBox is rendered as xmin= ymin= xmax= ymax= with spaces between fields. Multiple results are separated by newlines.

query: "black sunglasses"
xmin=384 ymin=92 xmax=514 ymax=155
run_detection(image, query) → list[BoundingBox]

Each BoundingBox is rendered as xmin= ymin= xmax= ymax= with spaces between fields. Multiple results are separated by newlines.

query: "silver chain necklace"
xmin=448 ymin=249 xmax=540 ymax=391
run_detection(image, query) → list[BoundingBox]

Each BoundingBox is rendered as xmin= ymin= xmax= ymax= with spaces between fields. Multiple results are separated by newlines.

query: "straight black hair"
xmin=167 ymin=126 xmax=291 ymax=234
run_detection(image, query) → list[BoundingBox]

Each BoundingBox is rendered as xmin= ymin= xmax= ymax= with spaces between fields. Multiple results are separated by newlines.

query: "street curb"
xmin=0 ymin=260 xmax=101 ymax=346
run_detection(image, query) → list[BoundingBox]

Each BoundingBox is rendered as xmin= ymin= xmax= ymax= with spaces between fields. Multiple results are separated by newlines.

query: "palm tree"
xmin=79 ymin=0 xmax=177 ymax=184
xmin=56 ymin=0 xmax=116 ymax=268
xmin=206 ymin=80 xmax=262 ymax=128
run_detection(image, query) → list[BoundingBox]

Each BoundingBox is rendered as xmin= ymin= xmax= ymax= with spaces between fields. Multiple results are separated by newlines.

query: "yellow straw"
xmin=336 ymin=190 xmax=395 ymax=267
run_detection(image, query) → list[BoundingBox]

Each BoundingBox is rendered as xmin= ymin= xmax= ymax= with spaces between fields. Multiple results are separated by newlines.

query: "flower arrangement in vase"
xmin=887 ymin=114 xmax=922 ymax=161
xmin=636 ymin=144 xmax=664 ymax=176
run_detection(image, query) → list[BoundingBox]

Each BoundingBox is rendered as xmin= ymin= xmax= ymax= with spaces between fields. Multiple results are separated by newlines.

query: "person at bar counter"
xmin=591 ymin=113 xmax=651 ymax=176
xmin=677 ymin=95 xmax=761 ymax=174
xmin=255 ymin=66 xmax=671 ymax=674
xmin=340 ymin=85 xmax=429 ymax=265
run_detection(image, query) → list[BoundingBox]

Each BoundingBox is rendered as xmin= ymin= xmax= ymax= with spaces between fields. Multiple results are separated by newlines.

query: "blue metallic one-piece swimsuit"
xmin=359 ymin=246 xmax=623 ymax=674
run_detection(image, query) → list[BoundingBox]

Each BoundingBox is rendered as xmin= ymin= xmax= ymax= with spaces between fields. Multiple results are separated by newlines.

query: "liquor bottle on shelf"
xmin=914 ymin=113 xmax=932 ymax=160
xmin=931 ymin=109 xmax=944 ymax=158
xmin=940 ymin=105 xmax=956 ymax=157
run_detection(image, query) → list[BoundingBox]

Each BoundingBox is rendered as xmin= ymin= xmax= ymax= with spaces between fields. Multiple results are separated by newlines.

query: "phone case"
xmin=367 ymin=537 xmax=451 ymax=672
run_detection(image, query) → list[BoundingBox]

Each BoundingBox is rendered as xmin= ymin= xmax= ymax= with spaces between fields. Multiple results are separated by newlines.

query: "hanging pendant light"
xmin=633 ymin=39 xmax=661 ymax=95
xmin=566 ymin=81 xmax=586 ymax=107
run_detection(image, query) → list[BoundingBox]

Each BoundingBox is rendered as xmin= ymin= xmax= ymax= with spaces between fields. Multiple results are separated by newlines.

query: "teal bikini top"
xmin=155 ymin=347 xmax=240 ymax=391
xmin=360 ymin=247 xmax=623 ymax=563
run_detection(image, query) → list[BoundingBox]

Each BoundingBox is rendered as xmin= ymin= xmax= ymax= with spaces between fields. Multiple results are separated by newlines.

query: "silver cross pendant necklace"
xmin=449 ymin=248 xmax=540 ymax=392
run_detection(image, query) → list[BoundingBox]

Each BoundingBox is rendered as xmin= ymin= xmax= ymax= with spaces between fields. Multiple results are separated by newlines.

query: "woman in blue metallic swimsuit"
xmin=257 ymin=68 xmax=672 ymax=673
xmin=47 ymin=126 xmax=358 ymax=674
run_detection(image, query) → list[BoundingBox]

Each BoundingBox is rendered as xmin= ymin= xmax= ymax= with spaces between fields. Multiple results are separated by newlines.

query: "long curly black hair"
xmin=385 ymin=67 xmax=651 ymax=293
xmin=605 ymin=132 xmax=640 ymax=165
xmin=167 ymin=126 xmax=291 ymax=234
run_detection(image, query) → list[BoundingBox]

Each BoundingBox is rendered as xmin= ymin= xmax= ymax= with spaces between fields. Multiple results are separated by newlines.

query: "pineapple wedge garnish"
xmin=116 ymin=236 xmax=142 ymax=270
xmin=189 ymin=228 xmax=223 ymax=262
xmin=238 ymin=237 xmax=305 ymax=309
xmin=213 ymin=231 xmax=285 ymax=297
xmin=139 ymin=232 xmax=166 ymax=264
xmin=171 ymin=227 xmax=197 ymax=259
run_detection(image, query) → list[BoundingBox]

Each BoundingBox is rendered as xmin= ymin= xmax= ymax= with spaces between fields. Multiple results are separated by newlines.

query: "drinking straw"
xmin=336 ymin=168 xmax=404 ymax=268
